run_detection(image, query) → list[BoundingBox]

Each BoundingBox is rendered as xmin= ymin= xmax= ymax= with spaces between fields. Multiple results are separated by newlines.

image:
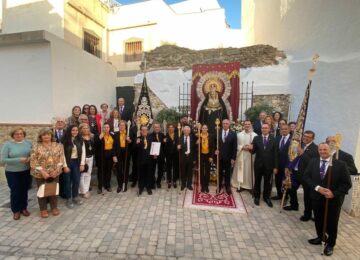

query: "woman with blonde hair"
xmin=30 ymin=128 xmax=65 ymax=218
xmin=1 ymin=127 xmax=32 ymax=220
xmin=78 ymin=123 xmax=96 ymax=198
xmin=107 ymin=109 xmax=121 ymax=134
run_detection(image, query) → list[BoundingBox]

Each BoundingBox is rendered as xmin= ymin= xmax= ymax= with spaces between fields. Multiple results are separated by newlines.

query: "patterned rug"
xmin=183 ymin=184 xmax=247 ymax=214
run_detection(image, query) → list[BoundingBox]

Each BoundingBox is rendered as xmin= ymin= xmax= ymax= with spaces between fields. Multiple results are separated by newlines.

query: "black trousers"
xmin=130 ymin=149 xmax=138 ymax=184
xmin=116 ymin=148 xmax=130 ymax=188
xmin=5 ymin=170 xmax=31 ymax=213
xmin=152 ymin=158 xmax=164 ymax=186
xmin=219 ymin=159 xmax=231 ymax=190
xmin=98 ymin=151 xmax=114 ymax=189
xmin=275 ymin=167 xmax=285 ymax=197
xmin=166 ymin=153 xmax=179 ymax=184
xmin=138 ymin=161 xmax=152 ymax=190
xmin=312 ymin=197 xmax=344 ymax=247
xmin=200 ymin=153 xmax=211 ymax=190
xmin=290 ymin=170 xmax=313 ymax=216
xmin=254 ymin=165 xmax=272 ymax=199
xmin=181 ymin=155 xmax=193 ymax=188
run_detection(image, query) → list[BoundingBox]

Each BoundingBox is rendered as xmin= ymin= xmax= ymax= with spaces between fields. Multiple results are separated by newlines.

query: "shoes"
xmin=283 ymin=206 xmax=299 ymax=211
xmin=40 ymin=210 xmax=49 ymax=218
xmin=131 ymin=182 xmax=137 ymax=188
xmin=117 ymin=187 xmax=122 ymax=193
xmin=271 ymin=195 xmax=282 ymax=200
xmin=181 ymin=186 xmax=185 ymax=191
xmin=188 ymin=186 xmax=193 ymax=191
xmin=147 ymin=188 xmax=152 ymax=195
xmin=97 ymin=189 xmax=103 ymax=194
xmin=66 ymin=199 xmax=74 ymax=209
xmin=83 ymin=192 xmax=90 ymax=199
xmin=73 ymin=197 xmax=83 ymax=205
xmin=13 ymin=212 xmax=21 ymax=220
xmin=324 ymin=245 xmax=334 ymax=256
xmin=51 ymin=208 xmax=60 ymax=216
xmin=300 ymin=215 xmax=311 ymax=222
xmin=168 ymin=183 xmax=172 ymax=189
xmin=156 ymin=183 xmax=161 ymax=189
xmin=139 ymin=188 xmax=144 ymax=195
xmin=264 ymin=198 xmax=273 ymax=207
xmin=106 ymin=188 xmax=112 ymax=192
xmin=226 ymin=188 xmax=232 ymax=195
xmin=21 ymin=209 xmax=31 ymax=217
xmin=123 ymin=186 xmax=127 ymax=192
xmin=173 ymin=183 xmax=177 ymax=189
xmin=254 ymin=198 xmax=260 ymax=206
xmin=205 ymin=188 xmax=209 ymax=193
xmin=236 ymin=188 xmax=241 ymax=193
xmin=201 ymin=188 xmax=205 ymax=193
xmin=308 ymin=237 xmax=322 ymax=245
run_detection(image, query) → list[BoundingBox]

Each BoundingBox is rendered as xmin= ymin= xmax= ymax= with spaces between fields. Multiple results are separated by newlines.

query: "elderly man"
xmin=253 ymin=111 xmax=267 ymax=136
xmin=53 ymin=117 xmax=67 ymax=143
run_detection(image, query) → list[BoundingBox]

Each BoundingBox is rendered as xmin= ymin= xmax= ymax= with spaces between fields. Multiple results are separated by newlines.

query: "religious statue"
xmin=198 ymin=78 xmax=228 ymax=134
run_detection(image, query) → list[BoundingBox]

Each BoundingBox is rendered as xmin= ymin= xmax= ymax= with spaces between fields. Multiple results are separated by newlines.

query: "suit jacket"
xmin=164 ymin=133 xmax=179 ymax=157
xmin=252 ymin=135 xmax=278 ymax=170
xmin=218 ymin=129 xmax=237 ymax=161
xmin=252 ymin=120 xmax=262 ymax=136
xmin=179 ymin=134 xmax=196 ymax=161
xmin=136 ymin=135 xmax=152 ymax=164
xmin=149 ymin=132 xmax=165 ymax=161
xmin=116 ymin=105 xmax=133 ymax=122
xmin=303 ymin=157 xmax=352 ymax=201
xmin=298 ymin=142 xmax=319 ymax=173
xmin=276 ymin=134 xmax=292 ymax=169
xmin=53 ymin=129 xmax=65 ymax=143
xmin=334 ymin=149 xmax=358 ymax=175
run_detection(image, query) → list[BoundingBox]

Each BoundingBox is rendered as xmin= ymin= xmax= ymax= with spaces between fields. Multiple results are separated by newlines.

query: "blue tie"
xmin=280 ymin=137 xmax=286 ymax=150
xmin=320 ymin=160 xmax=327 ymax=180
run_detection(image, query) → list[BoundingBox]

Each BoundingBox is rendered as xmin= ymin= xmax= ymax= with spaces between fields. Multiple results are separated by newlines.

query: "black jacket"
xmin=334 ymin=149 xmax=358 ymax=175
xmin=116 ymin=105 xmax=133 ymax=122
xmin=218 ymin=129 xmax=237 ymax=161
xmin=136 ymin=135 xmax=152 ymax=164
xmin=63 ymin=137 xmax=84 ymax=166
xmin=252 ymin=135 xmax=278 ymax=170
xmin=303 ymin=157 xmax=352 ymax=201
xmin=276 ymin=134 xmax=292 ymax=169
xmin=252 ymin=120 xmax=262 ymax=136
xmin=164 ymin=133 xmax=179 ymax=156
xmin=178 ymin=134 xmax=197 ymax=161
xmin=298 ymin=142 xmax=319 ymax=173
xmin=149 ymin=132 xmax=165 ymax=161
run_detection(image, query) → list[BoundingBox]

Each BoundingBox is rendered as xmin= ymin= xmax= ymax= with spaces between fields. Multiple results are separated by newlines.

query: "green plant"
xmin=245 ymin=103 xmax=274 ymax=122
xmin=155 ymin=107 xmax=180 ymax=124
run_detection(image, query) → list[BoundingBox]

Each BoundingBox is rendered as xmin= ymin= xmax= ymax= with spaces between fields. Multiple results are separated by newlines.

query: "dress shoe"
xmin=123 ymin=186 xmax=127 ymax=192
xmin=97 ymin=189 xmax=103 ymax=194
xmin=51 ymin=208 xmax=60 ymax=216
xmin=147 ymin=188 xmax=152 ymax=195
xmin=236 ymin=188 xmax=241 ymax=193
xmin=139 ymin=188 xmax=144 ymax=195
xmin=66 ymin=199 xmax=74 ymax=209
xmin=21 ymin=209 xmax=31 ymax=217
xmin=226 ymin=188 xmax=232 ymax=195
xmin=308 ymin=237 xmax=322 ymax=245
xmin=324 ymin=245 xmax=334 ymax=256
xmin=173 ymin=183 xmax=177 ymax=189
xmin=156 ymin=183 xmax=161 ymax=189
xmin=13 ymin=212 xmax=21 ymax=220
xmin=181 ymin=186 xmax=185 ymax=191
xmin=271 ymin=195 xmax=282 ymax=200
xmin=254 ymin=198 xmax=260 ymax=206
xmin=117 ymin=187 xmax=122 ymax=193
xmin=131 ymin=182 xmax=137 ymax=188
xmin=168 ymin=183 xmax=172 ymax=189
xmin=83 ymin=192 xmax=90 ymax=199
xmin=300 ymin=215 xmax=311 ymax=222
xmin=106 ymin=188 xmax=112 ymax=192
xmin=264 ymin=198 xmax=273 ymax=207
xmin=40 ymin=210 xmax=49 ymax=218
xmin=187 ymin=186 xmax=193 ymax=191
xmin=283 ymin=205 xmax=299 ymax=211
xmin=205 ymin=188 xmax=209 ymax=193
xmin=73 ymin=197 xmax=83 ymax=205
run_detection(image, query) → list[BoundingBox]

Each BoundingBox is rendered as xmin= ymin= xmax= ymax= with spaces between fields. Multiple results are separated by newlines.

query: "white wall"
xmin=0 ymin=43 xmax=53 ymax=123
xmin=242 ymin=0 xmax=360 ymax=159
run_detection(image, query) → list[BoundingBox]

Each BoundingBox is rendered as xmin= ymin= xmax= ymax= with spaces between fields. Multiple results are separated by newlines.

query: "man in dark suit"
xmin=285 ymin=130 xmax=319 ymax=219
xmin=136 ymin=125 xmax=153 ymax=195
xmin=53 ymin=117 xmax=66 ymax=198
xmin=252 ymin=111 xmax=267 ymax=136
xmin=129 ymin=115 xmax=141 ymax=187
xmin=326 ymin=136 xmax=358 ymax=175
xmin=116 ymin=97 xmax=133 ymax=122
xmin=177 ymin=125 xmax=196 ymax=190
xmin=215 ymin=119 xmax=237 ymax=195
xmin=150 ymin=123 xmax=165 ymax=189
xmin=303 ymin=143 xmax=351 ymax=256
xmin=272 ymin=124 xmax=291 ymax=200
xmin=250 ymin=123 xmax=278 ymax=207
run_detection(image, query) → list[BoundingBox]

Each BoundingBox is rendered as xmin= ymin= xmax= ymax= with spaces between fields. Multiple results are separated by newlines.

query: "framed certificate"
xmin=150 ymin=142 xmax=161 ymax=156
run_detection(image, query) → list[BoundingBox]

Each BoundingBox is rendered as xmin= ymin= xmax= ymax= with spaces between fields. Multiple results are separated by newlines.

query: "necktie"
xmin=263 ymin=136 xmax=268 ymax=147
xmin=280 ymin=137 xmax=285 ymax=150
xmin=58 ymin=130 xmax=63 ymax=140
xmin=156 ymin=134 xmax=159 ymax=142
xmin=120 ymin=106 xmax=123 ymax=114
xmin=144 ymin=137 xmax=147 ymax=149
xmin=223 ymin=131 xmax=227 ymax=142
xmin=320 ymin=160 xmax=327 ymax=180
xmin=185 ymin=136 xmax=189 ymax=154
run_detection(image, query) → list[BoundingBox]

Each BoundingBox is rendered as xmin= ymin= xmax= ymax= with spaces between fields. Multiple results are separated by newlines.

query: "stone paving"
xmin=0 ymin=168 xmax=359 ymax=259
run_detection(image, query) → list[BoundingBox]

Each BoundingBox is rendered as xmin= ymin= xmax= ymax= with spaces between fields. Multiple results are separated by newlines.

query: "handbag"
xmin=37 ymin=179 xmax=59 ymax=198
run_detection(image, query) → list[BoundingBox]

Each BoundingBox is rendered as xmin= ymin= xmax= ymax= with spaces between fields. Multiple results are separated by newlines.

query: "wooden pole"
xmin=197 ymin=123 xmax=202 ymax=193
xmin=215 ymin=118 xmax=220 ymax=194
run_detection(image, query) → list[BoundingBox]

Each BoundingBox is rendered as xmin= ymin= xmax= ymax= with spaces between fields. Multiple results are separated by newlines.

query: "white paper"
xmin=150 ymin=142 xmax=161 ymax=156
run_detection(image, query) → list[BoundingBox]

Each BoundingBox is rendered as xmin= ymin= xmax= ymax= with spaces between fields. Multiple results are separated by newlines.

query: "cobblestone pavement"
xmin=0 ymin=168 xmax=359 ymax=259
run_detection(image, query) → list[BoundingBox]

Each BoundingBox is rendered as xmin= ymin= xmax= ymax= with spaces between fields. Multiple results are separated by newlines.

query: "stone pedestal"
xmin=343 ymin=175 xmax=360 ymax=217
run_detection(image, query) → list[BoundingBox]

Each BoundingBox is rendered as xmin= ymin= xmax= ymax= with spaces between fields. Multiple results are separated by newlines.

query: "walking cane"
xmin=197 ymin=123 xmax=202 ymax=193
xmin=100 ymin=131 xmax=105 ymax=195
xmin=163 ymin=120 xmax=168 ymax=192
xmin=123 ymin=120 xmax=131 ymax=192
xmin=136 ymin=119 xmax=141 ymax=197
xmin=177 ymin=123 xmax=182 ymax=194
xmin=215 ymin=118 xmax=220 ymax=194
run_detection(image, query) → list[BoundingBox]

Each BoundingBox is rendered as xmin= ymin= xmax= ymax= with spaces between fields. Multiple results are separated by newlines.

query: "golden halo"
xmin=140 ymin=114 xmax=149 ymax=125
xmin=203 ymin=78 xmax=223 ymax=94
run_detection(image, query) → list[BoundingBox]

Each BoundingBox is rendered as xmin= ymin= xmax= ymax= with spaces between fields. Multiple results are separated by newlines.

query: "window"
xmin=84 ymin=31 xmax=101 ymax=58
xmin=125 ymin=40 xmax=143 ymax=62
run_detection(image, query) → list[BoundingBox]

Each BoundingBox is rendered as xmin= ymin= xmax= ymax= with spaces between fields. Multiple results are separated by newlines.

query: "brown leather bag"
xmin=37 ymin=181 xmax=59 ymax=198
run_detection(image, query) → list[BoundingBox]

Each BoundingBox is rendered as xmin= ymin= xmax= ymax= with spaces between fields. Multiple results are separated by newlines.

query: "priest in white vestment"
xmin=232 ymin=120 xmax=257 ymax=191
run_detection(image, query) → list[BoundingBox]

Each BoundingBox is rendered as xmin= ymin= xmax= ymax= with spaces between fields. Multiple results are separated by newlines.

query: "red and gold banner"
xmin=191 ymin=62 xmax=240 ymax=130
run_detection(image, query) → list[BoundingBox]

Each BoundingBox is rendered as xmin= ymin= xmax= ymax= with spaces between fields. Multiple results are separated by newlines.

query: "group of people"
xmin=1 ymin=99 xmax=358 ymax=257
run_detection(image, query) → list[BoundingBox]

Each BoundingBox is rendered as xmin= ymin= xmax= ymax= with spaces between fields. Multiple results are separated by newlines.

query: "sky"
xmin=116 ymin=0 xmax=241 ymax=29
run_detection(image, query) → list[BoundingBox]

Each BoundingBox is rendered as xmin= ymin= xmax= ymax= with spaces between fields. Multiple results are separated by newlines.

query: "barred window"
xmin=84 ymin=31 xmax=100 ymax=58
xmin=125 ymin=41 xmax=143 ymax=62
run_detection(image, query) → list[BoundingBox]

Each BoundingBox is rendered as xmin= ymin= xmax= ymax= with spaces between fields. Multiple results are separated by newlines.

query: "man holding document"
xmin=149 ymin=123 xmax=165 ymax=189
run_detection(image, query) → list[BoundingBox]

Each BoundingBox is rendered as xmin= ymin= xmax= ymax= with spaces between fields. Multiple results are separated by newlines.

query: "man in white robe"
xmin=232 ymin=120 xmax=257 ymax=191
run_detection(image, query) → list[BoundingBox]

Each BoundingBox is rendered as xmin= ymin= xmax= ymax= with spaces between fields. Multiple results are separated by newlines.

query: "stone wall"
xmin=253 ymin=94 xmax=292 ymax=120
xmin=141 ymin=44 xmax=286 ymax=71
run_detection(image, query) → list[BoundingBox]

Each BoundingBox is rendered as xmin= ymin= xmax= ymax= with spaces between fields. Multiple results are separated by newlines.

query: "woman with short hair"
xmin=30 ymin=128 xmax=65 ymax=218
xmin=107 ymin=109 xmax=121 ymax=134
xmin=1 ymin=128 xmax=32 ymax=220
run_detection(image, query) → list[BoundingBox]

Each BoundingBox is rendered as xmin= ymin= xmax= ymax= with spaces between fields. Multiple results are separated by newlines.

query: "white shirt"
xmin=222 ymin=130 xmax=229 ymax=142
xmin=315 ymin=157 xmax=331 ymax=192
xmin=184 ymin=135 xmax=190 ymax=154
